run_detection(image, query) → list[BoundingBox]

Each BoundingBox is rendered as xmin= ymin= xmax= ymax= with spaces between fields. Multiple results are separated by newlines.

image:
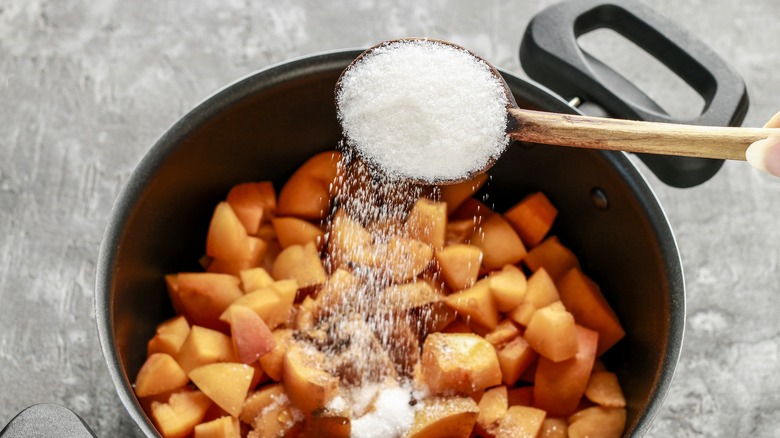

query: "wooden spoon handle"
xmin=509 ymin=108 xmax=779 ymax=161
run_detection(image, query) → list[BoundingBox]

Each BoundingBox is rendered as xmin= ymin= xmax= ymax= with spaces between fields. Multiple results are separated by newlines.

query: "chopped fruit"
xmin=524 ymin=301 xmax=578 ymax=362
xmin=271 ymin=242 xmax=327 ymax=288
xmin=523 ymin=237 xmax=579 ymax=281
xmin=189 ymin=362 xmax=254 ymax=417
xmin=283 ymin=343 xmax=339 ymax=414
xmin=176 ymin=326 xmax=235 ymax=374
xmin=147 ymin=316 xmax=191 ymax=357
xmin=444 ymin=280 xmax=499 ymax=331
xmin=539 ymin=418 xmax=568 ymax=438
xmin=503 ymin=192 xmax=558 ymax=248
xmin=495 ymin=405 xmax=546 ymax=438
xmin=475 ymin=386 xmax=508 ymax=437
xmin=567 ymin=406 xmax=626 ymax=438
xmin=151 ymin=390 xmax=212 ymax=438
xmin=507 ymin=302 xmax=536 ymax=327
xmin=258 ymin=329 xmax=294 ymax=382
xmin=227 ymin=289 xmax=280 ymax=324
xmin=469 ymin=214 xmax=526 ymax=272
xmin=523 ymin=268 xmax=559 ymax=309
xmin=408 ymin=396 xmax=479 ymax=438
xmin=497 ymin=337 xmax=537 ymax=387
xmin=239 ymin=267 xmax=274 ymax=292
xmin=584 ymin=371 xmax=626 ymax=407
xmin=488 ymin=264 xmax=527 ymax=312
xmin=240 ymin=383 xmax=286 ymax=425
xmin=174 ymin=273 xmax=243 ymax=332
xmin=484 ymin=319 xmax=520 ymax=348
xmin=440 ymin=173 xmax=489 ymax=214
xmin=135 ymin=353 xmax=190 ymax=397
xmin=277 ymin=151 xmax=342 ymax=220
xmin=220 ymin=305 xmax=275 ymax=364
xmin=206 ymin=202 xmax=251 ymax=261
xmin=435 ymin=244 xmax=483 ymax=290
xmin=421 ymin=333 xmax=501 ymax=395
xmin=226 ymin=181 xmax=276 ymax=235
xmin=272 ymin=217 xmax=325 ymax=249
xmin=404 ymin=198 xmax=447 ymax=248
xmin=193 ymin=415 xmax=240 ymax=438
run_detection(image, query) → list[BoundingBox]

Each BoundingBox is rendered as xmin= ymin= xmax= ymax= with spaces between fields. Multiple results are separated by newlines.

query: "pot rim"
xmin=95 ymin=48 xmax=684 ymax=438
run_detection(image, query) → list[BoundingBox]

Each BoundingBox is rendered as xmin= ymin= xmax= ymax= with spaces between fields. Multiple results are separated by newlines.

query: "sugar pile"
xmin=336 ymin=39 xmax=510 ymax=183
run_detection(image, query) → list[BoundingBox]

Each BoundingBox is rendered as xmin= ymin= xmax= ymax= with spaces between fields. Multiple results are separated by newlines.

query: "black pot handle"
xmin=0 ymin=404 xmax=97 ymax=438
xmin=519 ymin=0 xmax=749 ymax=188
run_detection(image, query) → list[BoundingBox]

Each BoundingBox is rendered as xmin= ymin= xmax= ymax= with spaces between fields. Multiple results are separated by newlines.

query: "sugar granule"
xmin=337 ymin=39 xmax=509 ymax=183
xmin=350 ymin=386 xmax=417 ymax=438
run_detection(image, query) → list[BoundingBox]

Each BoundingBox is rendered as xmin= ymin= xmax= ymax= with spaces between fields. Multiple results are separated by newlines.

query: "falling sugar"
xmin=336 ymin=39 xmax=510 ymax=183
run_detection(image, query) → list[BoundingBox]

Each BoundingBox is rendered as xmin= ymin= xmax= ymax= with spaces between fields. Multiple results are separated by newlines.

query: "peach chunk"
xmin=226 ymin=181 xmax=276 ymax=235
xmin=475 ymin=385 xmax=508 ymax=437
xmin=193 ymin=415 xmax=240 ymax=438
xmin=206 ymin=202 xmax=251 ymax=261
xmin=151 ymin=390 xmax=212 ymax=438
xmin=303 ymin=408 xmax=351 ymax=438
xmin=220 ymin=304 xmax=275 ymax=364
xmin=584 ymin=371 xmax=626 ymax=407
xmin=523 ymin=268 xmax=560 ymax=309
xmin=567 ymin=406 xmax=626 ymax=438
xmin=239 ymin=383 xmax=286 ymax=425
xmin=258 ymin=329 xmax=295 ymax=382
xmin=227 ymin=289 xmax=280 ymax=325
xmin=271 ymin=217 xmax=325 ymax=249
xmin=189 ymin=362 xmax=254 ymax=417
xmin=421 ymin=333 xmax=501 ymax=395
xmin=404 ymin=198 xmax=447 ymax=248
xmin=523 ymin=236 xmax=579 ymax=281
xmin=174 ymin=272 xmax=243 ymax=332
xmin=283 ymin=343 xmax=339 ymax=414
xmin=470 ymin=214 xmax=526 ymax=272
xmin=484 ymin=319 xmax=521 ymax=348
xmin=497 ymin=337 xmax=537 ymax=387
xmin=503 ymin=192 xmax=558 ymax=248
xmin=439 ymin=173 xmax=488 ymax=214
xmin=557 ymin=268 xmax=625 ymax=356
xmin=534 ymin=325 xmax=599 ymax=417
xmin=408 ymin=396 xmax=480 ymax=438
xmin=239 ymin=267 xmax=274 ymax=292
xmin=507 ymin=302 xmax=536 ymax=327
xmin=539 ymin=418 xmax=568 ymax=438
xmin=277 ymin=151 xmax=341 ymax=220
xmin=496 ymin=405 xmax=546 ymax=438
xmin=488 ymin=264 xmax=528 ymax=312
xmin=176 ymin=325 xmax=235 ymax=373
xmin=435 ymin=244 xmax=483 ymax=291
xmin=147 ymin=315 xmax=191 ymax=357
xmin=135 ymin=353 xmax=190 ymax=397
xmin=524 ymin=301 xmax=578 ymax=362
xmin=271 ymin=242 xmax=327 ymax=288
xmin=444 ymin=280 xmax=499 ymax=330
xmin=380 ymin=236 xmax=434 ymax=283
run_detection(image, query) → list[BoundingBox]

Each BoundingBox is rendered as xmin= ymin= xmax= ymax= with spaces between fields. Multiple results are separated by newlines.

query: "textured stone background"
xmin=1 ymin=0 xmax=778 ymax=436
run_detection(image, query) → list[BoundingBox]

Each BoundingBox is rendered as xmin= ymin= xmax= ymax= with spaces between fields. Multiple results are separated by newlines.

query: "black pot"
xmin=90 ymin=1 xmax=748 ymax=437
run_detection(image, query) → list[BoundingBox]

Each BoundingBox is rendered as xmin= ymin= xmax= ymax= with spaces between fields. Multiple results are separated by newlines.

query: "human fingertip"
xmin=746 ymin=136 xmax=780 ymax=177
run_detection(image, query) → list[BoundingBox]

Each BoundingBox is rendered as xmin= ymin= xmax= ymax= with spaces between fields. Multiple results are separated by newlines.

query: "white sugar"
xmin=337 ymin=39 xmax=509 ymax=183
xmin=350 ymin=386 xmax=416 ymax=438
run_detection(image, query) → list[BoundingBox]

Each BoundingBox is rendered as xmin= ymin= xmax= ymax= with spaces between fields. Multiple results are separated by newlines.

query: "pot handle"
xmin=519 ymin=0 xmax=749 ymax=188
xmin=0 ymin=404 xmax=97 ymax=437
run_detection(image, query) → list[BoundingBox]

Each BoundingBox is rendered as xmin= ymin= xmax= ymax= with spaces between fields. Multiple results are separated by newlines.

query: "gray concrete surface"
xmin=1 ymin=0 xmax=778 ymax=436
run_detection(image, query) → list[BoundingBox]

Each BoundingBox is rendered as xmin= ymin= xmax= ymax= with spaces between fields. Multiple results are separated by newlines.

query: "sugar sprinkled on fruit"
xmin=336 ymin=38 xmax=510 ymax=183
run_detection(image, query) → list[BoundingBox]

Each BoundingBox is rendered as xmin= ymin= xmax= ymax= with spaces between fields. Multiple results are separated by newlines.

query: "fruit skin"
xmin=408 ymin=396 xmax=480 ymax=438
xmin=173 ymin=273 xmax=243 ymax=332
xmin=283 ymin=343 xmax=339 ymax=414
xmin=226 ymin=181 xmax=276 ymax=235
xmin=534 ymin=325 xmax=599 ymax=417
xmin=421 ymin=332 xmax=502 ymax=395
xmin=220 ymin=304 xmax=276 ymax=364
xmin=272 ymin=217 xmax=325 ymax=249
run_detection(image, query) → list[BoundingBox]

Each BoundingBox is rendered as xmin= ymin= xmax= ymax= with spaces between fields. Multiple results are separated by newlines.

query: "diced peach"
xmin=435 ymin=244 xmax=483 ymax=290
xmin=259 ymin=329 xmax=295 ymax=382
xmin=476 ymin=385 xmax=508 ymax=437
xmin=488 ymin=264 xmax=527 ymax=312
xmin=283 ymin=343 xmax=339 ymax=414
xmin=450 ymin=198 xmax=493 ymax=222
xmin=207 ymin=237 xmax=267 ymax=276
xmin=381 ymin=236 xmax=434 ymax=283
xmin=469 ymin=214 xmax=526 ymax=272
xmin=524 ymin=301 xmax=578 ymax=362
xmin=271 ymin=242 xmax=327 ymax=288
xmin=421 ymin=333 xmax=501 ymax=395
xmin=444 ymin=280 xmax=499 ymax=330
xmin=442 ymin=318 xmax=475 ymax=334
xmin=503 ymin=192 xmax=558 ymax=248
xmin=206 ymin=202 xmax=250 ymax=261
xmin=271 ymin=217 xmax=325 ymax=250
xmin=220 ymin=305 xmax=275 ymax=364
xmin=484 ymin=319 xmax=520 ymax=348
xmin=523 ymin=268 xmax=559 ymax=309
xmin=446 ymin=219 xmax=479 ymax=245
xmin=176 ymin=326 xmax=235 ymax=373
xmin=408 ymin=396 xmax=479 ymax=438
xmin=507 ymin=302 xmax=536 ymax=327
xmin=277 ymin=151 xmax=341 ymax=220
xmin=193 ymin=415 xmax=240 ymax=438
xmin=189 ymin=362 xmax=254 ymax=417
xmin=151 ymin=390 xmax=212 ymax=438
xmin=534 ymin=325 xmax=599 ymax=417
xmin=250 ymin=398 xmax=303 ymax=438
xmin=404 ymin=198 xmax=447 ymax=248
xmin=135 ymin=353 xmax=189 ymax=397
xmin=239 ymin=383 xmax=286 ymax=425
xmin=567 ymin=406 xmax=626 ymax=438
xmin=496 ymin=405 xmax=546 ymax=438
xmin=266 ymin=279 xmax=298 ymax=328
xmin=557 ymin=268 xmax=625 ymax=356
xmin=497 ymin=337 xmax=537 ymax=387
xmin=523 ymin=237 xmax=579 ymax=281
xmin=584 ymin=371 xmax=626 ymax=408
xmin=327 ymin=210 xmax=377 ymax=268
xmin=440 ymin=173 xmax=489 ymax=214
xmin=147 ymin=316 xmax=191 ymax=357
xmin=239 ymin=267 xmax=274 ymax=292
xmin=227 ymin=288 xmax=280 ymax=324
xmin=175 ymin=273 xmax=243 ymax=331
xmin=226 ymin=181 xmax=276 ymax=235
xmin=539 ymin=418 xmax=568 ymax=438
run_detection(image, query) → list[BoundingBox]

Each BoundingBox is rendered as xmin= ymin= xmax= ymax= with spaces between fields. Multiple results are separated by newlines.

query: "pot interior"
xmin=97 ymin=50 xmax=683 ymax=437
